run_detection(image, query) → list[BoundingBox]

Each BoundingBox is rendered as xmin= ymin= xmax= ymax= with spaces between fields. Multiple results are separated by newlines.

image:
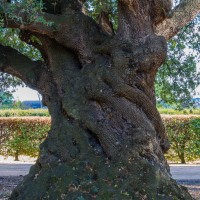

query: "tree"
xmin=156 ymin=16 xmax=200 ymax=109
xmin=0 ymin=90 xmax=13 ymax=107
xmin=0 ymin=0 xmax=199 ymax=199
xmin=0 ymin=72 xmax=22 ymax=108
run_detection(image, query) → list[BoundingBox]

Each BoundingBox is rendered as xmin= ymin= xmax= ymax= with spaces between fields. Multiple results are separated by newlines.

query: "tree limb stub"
xmin=3 ymin=11 xmax=56 ymax=37
xmin=155 ymin=0 xmax=200 ymax=40
xmin=117 ymin=0 xmax=172 ymax=40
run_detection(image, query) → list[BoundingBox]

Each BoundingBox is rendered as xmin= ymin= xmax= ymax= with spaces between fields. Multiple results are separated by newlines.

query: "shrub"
xmin=163 ymin=115 xmax=200 ymax=163
xmin=0 ymin=117 xmax=50 ymax=160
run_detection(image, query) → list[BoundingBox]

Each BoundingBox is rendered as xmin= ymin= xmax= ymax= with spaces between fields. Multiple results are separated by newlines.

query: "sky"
xmin=13 ymin=87 xmax=41 ymax=101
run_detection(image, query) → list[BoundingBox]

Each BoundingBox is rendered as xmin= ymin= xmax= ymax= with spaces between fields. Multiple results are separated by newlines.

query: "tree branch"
xmin=0 ymin=44 xmax=43 ymax=88
xmin=155 ymin=0 xmax=200 ymax=40
xmin=1 ymin=1 xmax=107 ymax=64
xmin=4 ymin=12 xmax=56 ymax=37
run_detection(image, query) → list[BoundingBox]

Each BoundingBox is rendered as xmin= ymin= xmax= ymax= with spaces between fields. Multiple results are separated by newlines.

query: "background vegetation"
xmin=164 ymin=115 xmax=200 ymax=163
xmin=0 ymin=117 xmax=50 ymax=160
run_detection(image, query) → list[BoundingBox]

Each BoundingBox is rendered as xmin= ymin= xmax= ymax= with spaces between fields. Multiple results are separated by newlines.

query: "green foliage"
xmin=163 ymin=116 xmax=200 ymax=163
xmin=156 ymin=16 xmax=200 ymax=109
xmin=1 ymin=0 xmax=44 ymax=25
xmin=0 ymin=117 xmax=50 ymax=158
xmin=0 ymin=73 xmax=22 ymax=92
xmin=0 ymin=109 xmax=49 ymax=117
xmin=0 ymin=91 xmax=14 ymax=107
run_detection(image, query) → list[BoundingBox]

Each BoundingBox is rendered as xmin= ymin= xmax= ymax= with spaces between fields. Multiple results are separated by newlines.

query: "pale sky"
xmin=13 ymin=86 xmax=41 ymax=101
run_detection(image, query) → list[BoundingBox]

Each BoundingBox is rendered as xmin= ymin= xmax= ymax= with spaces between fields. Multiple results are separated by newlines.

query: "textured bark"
xmin=0 ymin=0 xmax=199 ymax=199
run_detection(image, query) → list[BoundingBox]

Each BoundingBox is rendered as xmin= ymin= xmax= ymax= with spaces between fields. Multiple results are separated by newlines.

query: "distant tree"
xmin=0 ymin=72 xmax=22 ymax=108
xmin=156 ymin=16 xmax=200 ymax=109
xmin=0 ymin=90 xmax=13 ymax=107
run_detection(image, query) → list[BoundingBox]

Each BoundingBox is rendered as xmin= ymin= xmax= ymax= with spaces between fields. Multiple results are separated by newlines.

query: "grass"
xmin=158 ymin=108 xmax=200 ymax=115
xmin=0 ymin=109 xmax=49 ymax=117
xmin=0 ymin=108 xmax=199 ymax=117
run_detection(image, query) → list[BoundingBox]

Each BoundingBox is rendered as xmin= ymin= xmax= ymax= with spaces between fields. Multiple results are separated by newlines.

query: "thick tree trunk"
xmin=10 ymin=36 xmax=192 ymax=199
xmin=0 ymin=0 xmax=198 ymax=199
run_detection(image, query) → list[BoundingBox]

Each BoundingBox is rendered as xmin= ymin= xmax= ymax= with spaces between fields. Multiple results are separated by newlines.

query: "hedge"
xmin=0 ymin=117 xmax=50 ymax=160
xmin=163 ymin=115 xmax=200 ymax=163
xmin=0 ymin=116 xmax=199 ymax=163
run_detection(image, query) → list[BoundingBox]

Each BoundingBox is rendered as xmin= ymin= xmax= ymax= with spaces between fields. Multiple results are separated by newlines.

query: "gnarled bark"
xmin=6 ymin=36 xmax=191 ymax=199
xmin=0 ymin=0 xmax=199 ymax=199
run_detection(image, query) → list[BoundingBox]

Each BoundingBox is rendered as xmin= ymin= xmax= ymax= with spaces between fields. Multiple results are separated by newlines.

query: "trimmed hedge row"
xmin=0 ymin=116 xmax=199 ymax=163
xmin=163 ymin=115 xmax=200 ymax=163
xmin=0 ymin=117 xmax=50 ymax=160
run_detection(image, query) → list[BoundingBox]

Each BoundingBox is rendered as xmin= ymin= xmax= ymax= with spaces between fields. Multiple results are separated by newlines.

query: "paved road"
xmin=0 ymin=163 xmax=200 ymax=180
xmin=170 ymin=165 xmax=200 ymax=180
xmin=0 ymin=163 xmax=32 ymax=176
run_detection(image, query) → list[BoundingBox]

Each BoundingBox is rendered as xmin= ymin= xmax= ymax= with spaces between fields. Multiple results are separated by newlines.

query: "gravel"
xmin=0 ymin=176 xmax=23 ymax=200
